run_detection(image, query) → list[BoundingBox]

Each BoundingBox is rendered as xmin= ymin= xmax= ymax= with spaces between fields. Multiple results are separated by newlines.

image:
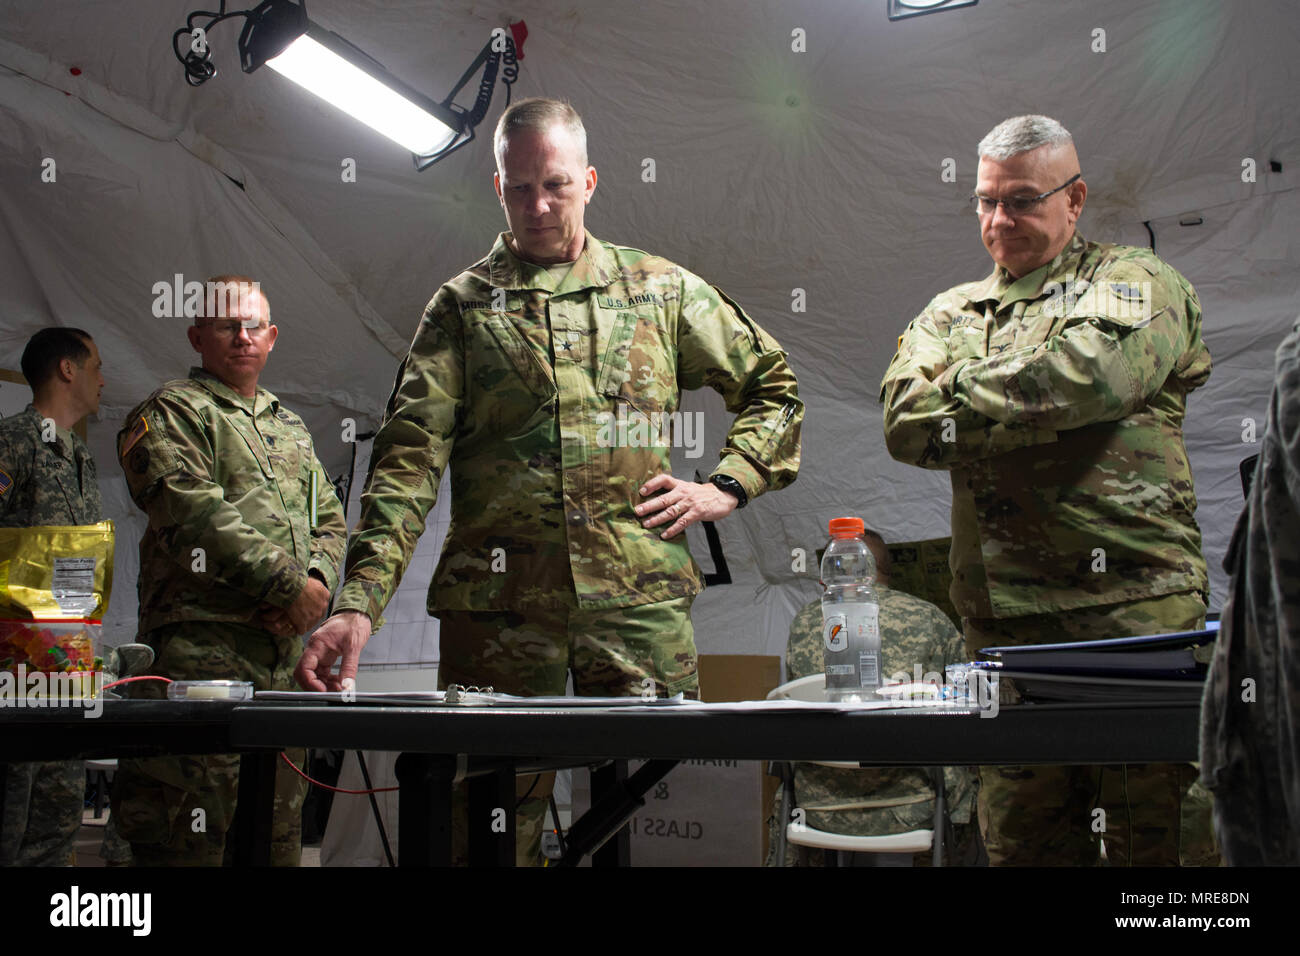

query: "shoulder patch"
xmin=0 ymin=469 xmax=11 ymax=496
xmin=121 ymin=415 xmax=149 ymax=456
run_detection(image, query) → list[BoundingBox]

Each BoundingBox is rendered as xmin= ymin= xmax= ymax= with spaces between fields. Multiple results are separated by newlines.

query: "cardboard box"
xmin=572 ymin=654 xmax=781 ymax=866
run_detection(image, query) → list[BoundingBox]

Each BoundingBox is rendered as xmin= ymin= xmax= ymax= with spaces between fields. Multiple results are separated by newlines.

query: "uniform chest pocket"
xmin=598 ymin=309 xmax=676 ymax=413
xmin=216 ymin=422 xmax=277 ymax=503
xmin=219 ymin=465 xmax=269 ymax=503
xmin=946 ymin=324 xmax=989 ymax=363
xmin=471 ymin=312 xmax=556 ymax=398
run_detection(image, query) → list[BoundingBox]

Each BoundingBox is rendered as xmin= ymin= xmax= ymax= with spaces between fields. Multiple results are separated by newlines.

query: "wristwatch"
xmin=709 ymin=474 xmax=748 ymax=509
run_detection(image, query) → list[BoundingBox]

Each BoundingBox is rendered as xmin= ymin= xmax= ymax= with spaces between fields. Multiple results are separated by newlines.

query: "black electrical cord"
xmin=444 ymin=32 xmax=518 ymax=125
xmin=173 ymin=3 xmax=262 ymax=86
xmin=515 ymin=773 xmax=540 ymax=810
xmin=547 ymin=792 xmax=567 ymax=855
xmin=355 ymin=751 xmax=397 ymax=867
xmin=337 ymin=429 xmax=394 ymax=865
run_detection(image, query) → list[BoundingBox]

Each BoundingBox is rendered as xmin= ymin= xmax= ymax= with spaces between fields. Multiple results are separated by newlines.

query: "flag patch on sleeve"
xmin=121 ymin=416 xmax=149 ymax=456
xmin=0 ymin=469 xmax=11 ymax=497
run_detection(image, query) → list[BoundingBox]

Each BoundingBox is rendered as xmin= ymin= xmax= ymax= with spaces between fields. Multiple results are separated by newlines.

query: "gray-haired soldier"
xmin=882 ymin=115 xmax=1215 ymax=866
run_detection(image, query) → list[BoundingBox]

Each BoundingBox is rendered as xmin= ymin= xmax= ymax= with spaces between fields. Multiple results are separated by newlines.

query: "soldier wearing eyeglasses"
xmin=881 ymin=116 xmax=1215 ymax=866
xmin=111 ymin=276 xmax=346 ymax=866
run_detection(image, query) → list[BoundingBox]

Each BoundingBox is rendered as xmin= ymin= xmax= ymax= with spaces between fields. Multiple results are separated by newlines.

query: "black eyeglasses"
xmin=970 ymin=173 xmax=1081 ymax=216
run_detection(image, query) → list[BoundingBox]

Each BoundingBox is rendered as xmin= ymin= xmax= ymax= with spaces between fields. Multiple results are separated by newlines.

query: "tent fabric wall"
xmin=0 ymin=0 xmax=1294 ymax=668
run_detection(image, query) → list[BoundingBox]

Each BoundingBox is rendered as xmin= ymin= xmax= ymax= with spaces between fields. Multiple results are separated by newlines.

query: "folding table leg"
xmin=590 ymin=760 xmax=630 ymax=867
xmin=929 ymin=767 xmax=947 ymax=867
xmin=467 ymin=762 xmax=516 ymax=867
xmin=395 ymin=752 xmax=458 ymax=867
xmin=231 ymin=751 xmax=277 ymax=866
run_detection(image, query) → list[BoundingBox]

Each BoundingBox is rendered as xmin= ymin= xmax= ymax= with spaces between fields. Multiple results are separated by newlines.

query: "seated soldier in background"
xmin=766 ymin=530 xmax=981 ymax=866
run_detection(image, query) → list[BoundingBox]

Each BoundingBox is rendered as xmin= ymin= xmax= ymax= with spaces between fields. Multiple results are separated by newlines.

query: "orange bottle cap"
xmin=828 ymin=516 xmax=865 ymax=537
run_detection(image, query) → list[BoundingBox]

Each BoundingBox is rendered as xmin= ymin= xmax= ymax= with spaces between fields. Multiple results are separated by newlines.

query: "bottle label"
xmin=859 ymin=653 xmax=879 ymax=687
xmin=823 ymin=613 xmax=848 ymax=652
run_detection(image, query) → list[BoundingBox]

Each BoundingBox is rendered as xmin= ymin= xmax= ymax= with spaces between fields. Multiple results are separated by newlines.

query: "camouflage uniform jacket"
xmin=336 ymin=231 xmax=803 ymax=619
xmin=786 ymin=585 xmax=975 ymax=829
xmin=0 ymin=405 xmax=101 ymax=527
xmin=880 ymin=233 xmax=1211 ymax=619
xmin=119 ymin=368 xmax=346 ymax=634
xmin=1200 ymin=320 xmax=1300 ymax=864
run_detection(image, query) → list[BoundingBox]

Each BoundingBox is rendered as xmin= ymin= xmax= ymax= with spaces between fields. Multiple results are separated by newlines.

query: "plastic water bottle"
xmin=820 ymin=516 xmax=881 ymax=702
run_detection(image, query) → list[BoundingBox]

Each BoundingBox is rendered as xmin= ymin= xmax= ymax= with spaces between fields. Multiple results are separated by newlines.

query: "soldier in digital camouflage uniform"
xmin=300 ymin=98 xmax=803 ymax=864
xmin=1201 ymin=319 xmax=1300 ymax=865
xmin=111 ymin=278 xmax=346 ymax=866
xmin=0 ymin=328 xmax=104 ymax=866
xmin=880 ymin=115 xmax=1216 ymax=866
xmin=766 ymin=531 xmax=980 ymax=866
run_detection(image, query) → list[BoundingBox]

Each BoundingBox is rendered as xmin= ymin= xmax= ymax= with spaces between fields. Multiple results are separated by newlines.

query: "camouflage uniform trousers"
xmin=111 ymin=622 xmax=307 ymax=866
xmin=1 ymin=759 xmax=84 ymax=866
xmin=436 ymin=596 xmax=698 ymax=866
xmin=964 ymin=590 xmax=1219 ymax=866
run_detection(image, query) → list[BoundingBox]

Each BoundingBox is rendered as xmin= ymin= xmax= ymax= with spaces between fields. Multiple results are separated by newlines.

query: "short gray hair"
xmin=977 ymin=115 xmax=1073 ymax=160
xmin=493 ymin=97 xmax=588 ymax=168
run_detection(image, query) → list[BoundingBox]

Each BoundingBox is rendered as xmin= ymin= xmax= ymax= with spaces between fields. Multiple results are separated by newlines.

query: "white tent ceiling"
xmin=1 ymin=0 xmax=1295 ymax=665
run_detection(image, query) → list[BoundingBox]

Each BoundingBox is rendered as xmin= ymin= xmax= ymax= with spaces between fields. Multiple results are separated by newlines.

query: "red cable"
xmin=98 ymin=677 xmax=394 ymax=796
xmin=100 ymin=674 xmax=173 ymax=692
xmin=279 ymin=751 xmax=398 ymax=795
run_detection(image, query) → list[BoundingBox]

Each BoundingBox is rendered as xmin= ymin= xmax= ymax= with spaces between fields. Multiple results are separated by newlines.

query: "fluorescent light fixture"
xmin=888 ymin=0 xmax=979 ymax=21
xmin=174 ymin=0 xmax=517 ymax=169
xmin=236 ymin=0 xmax=471 ymax=166
xmin=264 ymin=31 xmax=460 ymax=156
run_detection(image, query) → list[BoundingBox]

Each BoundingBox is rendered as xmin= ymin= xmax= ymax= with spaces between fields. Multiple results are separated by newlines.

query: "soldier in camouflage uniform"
xmin=880 ymin=116 xmax=1215 ymax=866
xmin=112 ymin=278 xmax=346 ymax=866
xmin=300 ymin=99 xmax=803 ymax=864
xmin=766 ymin=531 xmax=979 ymax=866
xmin=1201 ymin=319 xmax=1300 ymax=865
xmin=0 ymin=328 xmax=104 ymax=866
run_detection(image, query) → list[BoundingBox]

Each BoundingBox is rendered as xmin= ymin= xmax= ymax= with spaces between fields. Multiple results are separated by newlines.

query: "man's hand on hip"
xmin=636 ymin=473 xmax=738 ymax=539
xmin=295 ymin=610 xmax=372 ymax=692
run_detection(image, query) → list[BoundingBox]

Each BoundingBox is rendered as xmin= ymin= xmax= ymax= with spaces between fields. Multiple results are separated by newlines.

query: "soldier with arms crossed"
xmin=881 ymin=116 xmax=1216 ymax=866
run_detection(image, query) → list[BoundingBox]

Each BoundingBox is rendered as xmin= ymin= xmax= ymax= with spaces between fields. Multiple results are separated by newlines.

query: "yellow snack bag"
xmin=0 ymin=521 xmax=115 ymax=619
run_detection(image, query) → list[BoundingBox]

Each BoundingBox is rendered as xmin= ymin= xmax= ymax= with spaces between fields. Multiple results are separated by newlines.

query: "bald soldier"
xmin=112 ymin=277 xmax=346 ymax=866
xmin=300 ymin=97 xmax=803 ymax=863
xmin=881 ymin=116 xmax=1214 ymax=866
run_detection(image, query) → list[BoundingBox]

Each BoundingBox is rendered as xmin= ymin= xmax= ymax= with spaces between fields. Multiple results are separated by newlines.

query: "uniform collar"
xmin=965 ymin=232 xmax=1088 ymax=308
xmin=22 ymin=404 xmax=78 ymax=460
xmin=486 ymin=230 xmax=619 ymax=294
xmin=188 ymin=367 xmax=278 ymax=415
